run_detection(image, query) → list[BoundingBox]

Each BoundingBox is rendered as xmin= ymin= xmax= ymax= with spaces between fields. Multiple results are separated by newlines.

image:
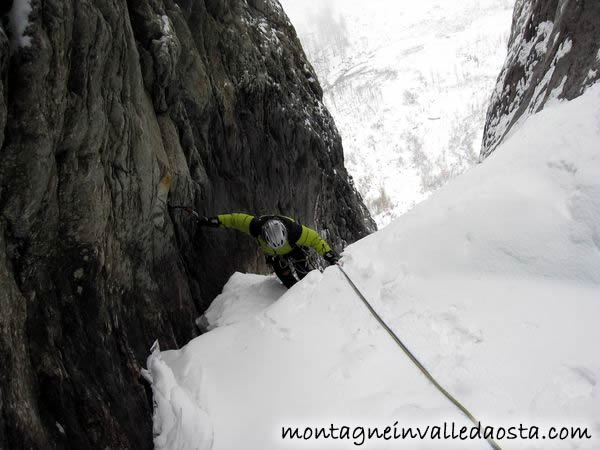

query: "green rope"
xmin=336 ymin=265 xmax=501 ymax=450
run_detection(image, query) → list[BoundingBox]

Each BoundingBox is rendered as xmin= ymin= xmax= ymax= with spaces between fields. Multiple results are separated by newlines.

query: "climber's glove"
xmin=323 ymin=251 xmax=339 ymax=265
xmin=198 ymin=216 xmax=220 ymax=227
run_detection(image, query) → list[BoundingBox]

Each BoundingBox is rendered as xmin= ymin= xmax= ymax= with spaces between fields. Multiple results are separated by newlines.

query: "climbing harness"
xmin=336 ymin=264 xmax=501 ymax=450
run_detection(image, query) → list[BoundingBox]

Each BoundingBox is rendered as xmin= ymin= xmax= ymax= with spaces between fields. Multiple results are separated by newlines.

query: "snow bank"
xmin=202 ymin=273 xmax=287 ymax=330
xmin=147 ymin=84 xmax=600 ymax=449
xmin=144 ymin=343 xmax=213 ymax=450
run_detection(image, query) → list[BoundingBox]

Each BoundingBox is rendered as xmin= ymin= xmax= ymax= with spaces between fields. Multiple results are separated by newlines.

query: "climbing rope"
xmin=336 ymin=264 xmax=501 ymax=450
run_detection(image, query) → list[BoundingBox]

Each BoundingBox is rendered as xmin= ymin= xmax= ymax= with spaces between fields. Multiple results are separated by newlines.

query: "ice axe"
xmin=168 ymin=204 xmax=201 ymax=221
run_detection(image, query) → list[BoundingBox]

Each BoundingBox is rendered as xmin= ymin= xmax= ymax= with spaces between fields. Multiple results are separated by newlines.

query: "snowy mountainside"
xmin=147 ymin=84 xmax=600 ymax=449
xmin=279 ymin=0 xmax=515 ymax=226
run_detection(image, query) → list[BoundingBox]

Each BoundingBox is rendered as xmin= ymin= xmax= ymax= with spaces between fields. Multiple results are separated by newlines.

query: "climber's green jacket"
xmin=216 ymin=213 xmax=332 ymax=256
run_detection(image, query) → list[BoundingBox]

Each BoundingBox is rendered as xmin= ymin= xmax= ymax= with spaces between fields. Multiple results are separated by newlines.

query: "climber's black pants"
xmin=266 ymin=247 xmax=312 ymax=288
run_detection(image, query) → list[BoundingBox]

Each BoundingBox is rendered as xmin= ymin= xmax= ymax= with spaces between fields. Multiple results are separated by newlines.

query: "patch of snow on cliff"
xmin=525 ymin=36 xmax=571 ymax=114
xmin=160 ymin=15 xmax=171 ymax=34
xmin=8 ymin=0 xmax=33 ymax=50
xmin=148 ymin=85 xmax=600 ymax=449
xmin=584 ymin=70 xmax=598 ymax=88
xmin=157 ymin=14 xmax=176 ymax=51
xmin=530 ymin=21 xmax=554 ymax=59
xmin=555 ymin=38 xmax=572 ymax=61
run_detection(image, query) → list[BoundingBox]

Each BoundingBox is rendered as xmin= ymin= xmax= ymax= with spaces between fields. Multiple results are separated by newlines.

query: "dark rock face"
xmin=481 ymin=0 xmax=600 ymax=157
xmin=0 ymin=0 xmax=375 ymax=448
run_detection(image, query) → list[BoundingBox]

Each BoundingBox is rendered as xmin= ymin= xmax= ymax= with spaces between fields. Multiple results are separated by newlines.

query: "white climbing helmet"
xmin=262 ymin=219 xmax=288 ymax=249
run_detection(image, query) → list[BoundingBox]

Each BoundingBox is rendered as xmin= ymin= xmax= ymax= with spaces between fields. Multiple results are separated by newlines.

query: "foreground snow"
xmin=146 ymin=85 xmax=600 ymax=449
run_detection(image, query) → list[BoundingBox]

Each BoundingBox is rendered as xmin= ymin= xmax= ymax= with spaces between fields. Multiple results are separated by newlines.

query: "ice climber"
xmin=198 ymin=213 xmax=339 ymax=287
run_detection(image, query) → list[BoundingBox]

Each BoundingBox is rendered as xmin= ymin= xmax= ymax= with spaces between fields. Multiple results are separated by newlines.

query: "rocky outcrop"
xmin=0 ymin=0 xmax=374 ymax=448
xmin=481 ymin=0 xmax=600 ymax=157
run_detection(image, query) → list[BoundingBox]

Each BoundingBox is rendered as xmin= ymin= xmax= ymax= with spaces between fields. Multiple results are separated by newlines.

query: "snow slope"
xmin=146 ymin=84 xmax=600 ymax=449
xmin=202 ymin=273 xmax=287 ymax=330
xmin=279 ymin=0 xmax=515 ymax=226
